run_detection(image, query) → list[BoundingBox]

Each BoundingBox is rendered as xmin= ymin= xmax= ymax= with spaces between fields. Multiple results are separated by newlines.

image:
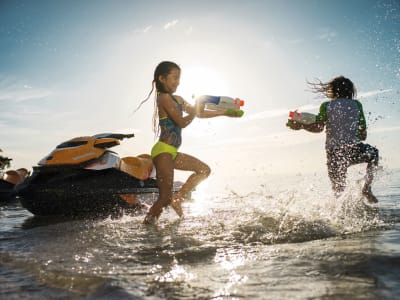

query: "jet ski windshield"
xmin=93 ymin=133 xmax=135 ymax=140
xmin=56 ymin=141 xmax=88 ymax=149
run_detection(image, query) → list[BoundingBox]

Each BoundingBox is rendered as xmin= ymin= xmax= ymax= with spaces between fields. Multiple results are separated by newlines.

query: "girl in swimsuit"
xmin=288 ymin=76 xmax=379 ymax=203
xmin=141 ymin=61 xmax=241 ymax=224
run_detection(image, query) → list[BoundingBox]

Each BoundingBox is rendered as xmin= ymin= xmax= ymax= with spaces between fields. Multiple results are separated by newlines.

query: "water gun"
xmin=196 ymin=95 xmax=245 ymax=117
xmin=286 ymin=110 xmax=317 ymax=130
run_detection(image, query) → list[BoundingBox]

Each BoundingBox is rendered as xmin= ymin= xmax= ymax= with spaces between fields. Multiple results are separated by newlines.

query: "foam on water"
xmin=97 ymin=166 xmax=390 ymax=250
xmin=1 ymin=168 xmax=398 ymax=299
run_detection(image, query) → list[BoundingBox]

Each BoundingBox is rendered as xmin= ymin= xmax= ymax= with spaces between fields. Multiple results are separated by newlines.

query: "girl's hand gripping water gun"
xmin=286 ymin=110 xmax=316 ymax=129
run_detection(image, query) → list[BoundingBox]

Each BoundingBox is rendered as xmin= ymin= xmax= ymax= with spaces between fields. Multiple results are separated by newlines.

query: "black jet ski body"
xmin=15 ymin=133 xmax=159 ymax=217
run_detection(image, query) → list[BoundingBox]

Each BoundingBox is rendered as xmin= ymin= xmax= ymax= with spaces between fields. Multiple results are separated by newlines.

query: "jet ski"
xmin=15 ymin=133 xmax=163 ymax=217
xmin=1 ymin=169 xmax=29 ymax=203
xmin=0 ymin=177 xmax=15 ymax=203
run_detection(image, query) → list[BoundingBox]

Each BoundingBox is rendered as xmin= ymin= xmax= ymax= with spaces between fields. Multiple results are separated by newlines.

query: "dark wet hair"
xmin=133 ymin=61 xmax=181 ymax=135
xmin=153 ymin=61 xmax=180 ymax=93
xmin=308 ymin=76 xmax=357 ymax=99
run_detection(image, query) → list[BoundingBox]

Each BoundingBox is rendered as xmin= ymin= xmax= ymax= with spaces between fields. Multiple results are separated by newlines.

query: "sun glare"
xmin=178 ymin=65 xmax=230 ymax=103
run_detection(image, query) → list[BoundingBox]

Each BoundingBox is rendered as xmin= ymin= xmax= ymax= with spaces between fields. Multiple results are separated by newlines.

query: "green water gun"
xmin=225 ymin=108 xmax=245 ymax=117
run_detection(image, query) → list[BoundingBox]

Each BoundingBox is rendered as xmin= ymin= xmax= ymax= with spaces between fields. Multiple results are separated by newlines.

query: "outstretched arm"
xmin=303 ymin=121 xmax=325 ymax=132
xmin=288 ymin=102 xmax=327 ymax=133
xmin=287 ymin=120 xmax=325 ymax=132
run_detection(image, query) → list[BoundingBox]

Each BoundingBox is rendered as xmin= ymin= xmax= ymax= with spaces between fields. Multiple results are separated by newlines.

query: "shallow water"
xmin=1 ymin=168 xmax=399 ymax=299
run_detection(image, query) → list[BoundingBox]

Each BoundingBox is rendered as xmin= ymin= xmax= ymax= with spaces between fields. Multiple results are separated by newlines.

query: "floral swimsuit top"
xmin=158 ymin=95 xmax=183 ymax=148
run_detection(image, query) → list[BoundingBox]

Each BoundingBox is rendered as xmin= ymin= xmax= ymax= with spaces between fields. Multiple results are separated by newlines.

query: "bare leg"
xmin=172 ymin=152 xmax=211 ymax=212
xmin=144 ymin=153 xmax=174 ymax=224
xmin=347 ymin=143 xmax=379 ymax=203
xmin=327 ymin=150 xmax=348 ymax=197
xmin=362 ymin=156 xmax=379 ymax=203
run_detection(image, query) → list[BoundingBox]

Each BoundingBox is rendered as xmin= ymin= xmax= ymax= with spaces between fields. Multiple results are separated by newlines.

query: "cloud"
xmin=190 ymin=129 xmax=324 ymax=151
xmin=185 ymin=26 xmax=193 ymax=35
xmin=143 ymin=25 xmax=152 ymax=33
xmin=134 ymin=20 xmax=179 ymax=34
xmin=164 ymin=19 xmax=179 ymax=30
xmin=134 ymin=25 xmax=152 ymax=34
xmin=0 ymin=76 xmax=52 ymax=102
xmin=245 ymin=109 xmax=289 ymax=121
xmin=244 ymin=88 xmax=395 ymax=122
xmin=287 ymin=38 xmax=304 ymax=45
xmin=0 ymin=75 xmax=78 ymax=130
xmin=358 ymin=89 xmax=393 ymax=98
xmin=316 ymin=28 xmax=337 ymax=41
xmin=371 ymin=125 xmax=400 ymax=133
xmin=244 ymin=104 xmax=319 ymax=122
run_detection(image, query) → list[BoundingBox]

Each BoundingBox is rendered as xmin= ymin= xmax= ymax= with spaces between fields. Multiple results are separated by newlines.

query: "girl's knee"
xmin=200 ymin=164 xmax=211 ymax=178
xmin=373 ymin=148 xmax=379 ymax=161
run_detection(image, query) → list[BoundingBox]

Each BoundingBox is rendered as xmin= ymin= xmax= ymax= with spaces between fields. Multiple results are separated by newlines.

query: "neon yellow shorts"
xmin=151 ymin=141 xmax=178 ymax=160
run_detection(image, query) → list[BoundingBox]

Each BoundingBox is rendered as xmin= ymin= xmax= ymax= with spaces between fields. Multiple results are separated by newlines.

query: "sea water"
xmin=0 ymin=168 xmax=399 ymax=299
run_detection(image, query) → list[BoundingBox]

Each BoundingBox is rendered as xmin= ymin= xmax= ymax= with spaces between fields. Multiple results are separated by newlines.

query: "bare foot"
xmin=171 ymin=191 xmax=189 ymax=217
xmin=119 ymin=194 xmax=138 ymax=206
xmin=143 ymin=214 xmax=157 ymax=225
xmin=171 ymin=197 xmax=183 ymax=218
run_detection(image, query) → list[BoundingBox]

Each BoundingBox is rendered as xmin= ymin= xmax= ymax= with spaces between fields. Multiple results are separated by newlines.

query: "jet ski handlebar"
xmin=93 ymin=133 xmax=135 ymax=140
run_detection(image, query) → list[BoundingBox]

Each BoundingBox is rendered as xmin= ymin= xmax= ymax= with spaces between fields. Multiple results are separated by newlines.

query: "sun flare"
xmin=178 ymin=65 xmax=230 ymax=103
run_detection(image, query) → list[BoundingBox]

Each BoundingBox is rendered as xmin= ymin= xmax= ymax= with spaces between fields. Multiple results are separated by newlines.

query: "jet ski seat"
xmin=119 ymin=154 xmax=154 ymax=180
xmin=2 ymin=168 xmax=29 ymax=185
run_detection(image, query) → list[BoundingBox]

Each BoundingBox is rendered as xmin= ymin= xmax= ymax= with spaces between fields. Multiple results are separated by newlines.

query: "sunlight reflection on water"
xmin=0 ymin=169 xmax=399 ymax=299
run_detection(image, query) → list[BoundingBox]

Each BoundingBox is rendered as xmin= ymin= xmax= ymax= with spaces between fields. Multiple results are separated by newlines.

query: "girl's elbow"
xmin=178 ymin=122 xmax=189 ymax=128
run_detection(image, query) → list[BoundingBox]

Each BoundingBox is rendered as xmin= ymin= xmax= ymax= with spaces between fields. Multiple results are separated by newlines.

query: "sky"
xmin=0 ymin=0 xmax=399 ymax=180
